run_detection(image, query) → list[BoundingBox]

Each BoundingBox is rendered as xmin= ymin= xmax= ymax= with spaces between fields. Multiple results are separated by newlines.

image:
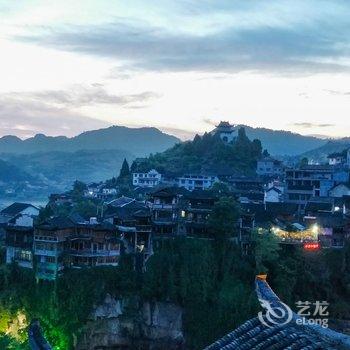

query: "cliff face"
xmin=76 ymin=294 xmax=184 ymax=350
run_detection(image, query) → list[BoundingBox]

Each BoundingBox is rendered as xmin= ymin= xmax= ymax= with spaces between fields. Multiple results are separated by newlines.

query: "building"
xmin=212 ymin=121 xmax=235 ymax=143
xmin=34 ymin=216 xmax=76 ymax=280
xmin=264 ymin=187 xmax=282 ymax=203
xmin=256 ymin=157 xmax=284 ymax=177
xmin=3 ymin=203 xmax=39 ymax=268
xmin=66 ymin=222 xmax=120 ymax=269
xmin=5 ymin=225 xmax=34 ymax=268
xmin=329 ymin=183 xmax=350 ymax=198
xmin=132 ymin=169 xmax=162 ymax=188
xmin=34 ymin=216 xmax=120 ymax=280
xmin=328 ymin=151 xmax=347 ymax=165
xmin=226 ymin=176 xmax=265 ymax=204
xmin=0 ymin=202 xmax=39 ymax=223
xmin=178 ymin=174 xmax=218 ymax=191
xmin=105 ymin=201 xmax=152 ymax=257
xmin=182 ymin=190 xmax=218 ymax=236
xmin=107 ymin=196 xmax=136 ymax=207
xmin=148 ymin=187 xmax=187 ymax=236
xmin=285 ymin=165 xmax=349 ymax=208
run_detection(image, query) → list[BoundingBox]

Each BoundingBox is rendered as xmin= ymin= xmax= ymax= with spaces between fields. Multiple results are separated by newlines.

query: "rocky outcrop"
xmin=76 ymin=294 xmax=184 ymax=350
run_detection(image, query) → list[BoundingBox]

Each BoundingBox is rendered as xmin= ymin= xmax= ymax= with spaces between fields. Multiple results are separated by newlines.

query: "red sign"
xmin=303 ymin=242 xmax=320 ymax=251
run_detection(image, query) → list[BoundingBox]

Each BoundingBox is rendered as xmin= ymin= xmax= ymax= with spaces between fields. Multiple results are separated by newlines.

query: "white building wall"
xmin=21 ymin=207 xmax=40 ymax=216
xmin=15 ymin=215 xmax=34 ymax=227
xmin=264 ymin=189 xmax=281 ymax=203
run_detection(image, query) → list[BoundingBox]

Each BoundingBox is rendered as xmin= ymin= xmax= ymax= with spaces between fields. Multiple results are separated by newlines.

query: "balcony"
xmin=117 ymin=225 xmax=136 ymax=232
xmin=16 ymin=260 xmax=33 ymax=269
xmin=68 ymin=249 xmax=120 ymax=257
xmin=34 ymin=249 xmax=60 ymax=257
xmin=152 ymin=203 xmax=176 ymax=210
xmin=136 ymin=225 xmax=152 ymax=232
xmin=153 ymin=217 xmax=177 ymax=225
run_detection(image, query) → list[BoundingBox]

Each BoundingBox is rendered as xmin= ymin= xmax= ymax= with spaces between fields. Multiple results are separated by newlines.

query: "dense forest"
xmin=1 ymin=231 xmax=350 ymax=349
xmin=131 ymin=127 xmax=263 ymax=177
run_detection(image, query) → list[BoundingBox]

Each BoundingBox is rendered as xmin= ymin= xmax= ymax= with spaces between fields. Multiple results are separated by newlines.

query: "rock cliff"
xmin=76 ymin=294 xmax=184 ymax=350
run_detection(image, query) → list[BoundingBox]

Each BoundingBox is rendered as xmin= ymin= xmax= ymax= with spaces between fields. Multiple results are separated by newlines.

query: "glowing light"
xmin=334 ymin=206 xmax=340 ymax=211
xmin=311 ymin=224 xmax=319 ymax=235
xmin=303 ymin=242 xmax=320 ymax=251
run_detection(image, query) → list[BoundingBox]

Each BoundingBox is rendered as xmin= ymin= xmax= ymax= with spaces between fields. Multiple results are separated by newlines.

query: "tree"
xmin=119 ymin=158 xmax=130 ymax=179
xmin=262 ymin=149 xmax=270 ymax=157
xmin=71 ymin=180 xmax=87 ymax=199
xmin=210 ymin=182 xmax=231 ymax=198
xmin=300 ymin=157 xmax=309 ymax=167
xmin=252 ymin=229 xmax=281 ymax=274
xmin=208 ymin=197 xmax=240 ymax=240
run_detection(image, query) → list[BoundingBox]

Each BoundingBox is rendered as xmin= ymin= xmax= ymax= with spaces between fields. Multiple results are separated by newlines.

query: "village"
xmin=1 ymin=122 xmax=350 ymax=282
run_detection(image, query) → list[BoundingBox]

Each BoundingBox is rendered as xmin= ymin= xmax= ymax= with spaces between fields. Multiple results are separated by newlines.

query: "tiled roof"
xmin=37 ymin=216 xmax=76 ymax=229
xmin=205 ymin=277 xmax=350 ymax=350
xmin=107 ymin=196 xmax=135 ymax=207
xmin=0 ymin=202 xmax=38 ymax=216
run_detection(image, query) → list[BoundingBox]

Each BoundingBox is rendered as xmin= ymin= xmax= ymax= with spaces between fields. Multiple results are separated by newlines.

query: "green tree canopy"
xmin=208 ymin=197 xmax=240 ymax=240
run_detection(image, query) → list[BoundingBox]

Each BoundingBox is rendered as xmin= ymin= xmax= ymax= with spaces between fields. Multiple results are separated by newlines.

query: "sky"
xmin=1 ymin=0 xmax=350 ymax=140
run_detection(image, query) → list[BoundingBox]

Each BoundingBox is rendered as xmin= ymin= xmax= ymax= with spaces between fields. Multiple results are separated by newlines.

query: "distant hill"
xmin=1 ymin=149 xmax=135 ymax=188
xmin=238 ymin=125 xmax=327 ymax=156
xmin=0 ymin=159 xmax=32 ymax=183
xmin=299 ymin=138 xmax=350 ymax=162
xmin=0 ymin=125 xmax=180 ymax=156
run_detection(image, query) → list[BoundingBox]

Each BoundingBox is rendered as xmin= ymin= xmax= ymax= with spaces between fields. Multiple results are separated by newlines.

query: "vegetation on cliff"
xmin=2 ymin=235 xmax=350 ymax=349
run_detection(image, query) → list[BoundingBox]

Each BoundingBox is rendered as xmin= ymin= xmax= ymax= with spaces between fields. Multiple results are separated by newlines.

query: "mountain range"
xmin=300 ymin=138 xmax=350 ymax=162
xmin=0 ymin=126 xmax=180 ymax=195
xmin=0 ymin=125 xmax=180 ymax=156
xmin=238 ymin=125 xmax=327 ymax=156
xmin=0 ymin=124 xmax=347 ymax=198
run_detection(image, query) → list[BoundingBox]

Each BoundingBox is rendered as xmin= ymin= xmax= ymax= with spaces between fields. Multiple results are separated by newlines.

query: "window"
xmin=46 ymin=256 xmax=56 ymax=263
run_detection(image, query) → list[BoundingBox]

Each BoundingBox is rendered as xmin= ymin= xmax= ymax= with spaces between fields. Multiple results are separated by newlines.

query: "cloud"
xmin=292 ymin=122 xmax=335 ymax=128
xmin=159 ymin=126 xmax=197 ymax=140
xmin=324 ymin=89 xmax=350 ymax=96
xmin=0 ymin=96 xmax=110 ymax=138
xmin=15 ymin=13 xmax=350 ymax=75
xmin=202 ymin=118 xmax=219 ymax=127
xmin=10 ymin=85 xmax=160 ymax=108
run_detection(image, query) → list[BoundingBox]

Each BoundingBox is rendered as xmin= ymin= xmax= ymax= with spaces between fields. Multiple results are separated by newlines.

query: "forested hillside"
xmin=0 ymin=159 xmax=32 ymax=183
xmin=132 ymin=127 xmax=263 ymax=177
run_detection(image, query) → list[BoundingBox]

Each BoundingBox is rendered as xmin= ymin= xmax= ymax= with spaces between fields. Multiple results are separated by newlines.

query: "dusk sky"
xmin=1 ymin=0 xmax=350 ymax=140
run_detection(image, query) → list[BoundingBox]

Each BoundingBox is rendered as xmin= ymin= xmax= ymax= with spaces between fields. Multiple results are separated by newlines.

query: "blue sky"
xmin=1 ymin=0 xmax=350 ymax=139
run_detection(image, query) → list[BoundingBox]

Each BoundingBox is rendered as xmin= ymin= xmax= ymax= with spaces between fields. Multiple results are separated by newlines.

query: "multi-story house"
xmin=66 ymin=222 xmax=120 ymax=269
xmin=5 ymin=225 xmax=34 ymax=268
xmin=182 ymin=190 xmax=217 ymax=236
xmin=34 ymin=216 xmax=76 ymax=280
xmin=132 ymin=169 xmax=162 ymax=188
xmin=148 ymin=187 xmax=187 ymax=236
xmin=285 ymin=165 xmax=349 ymax=209
xmin=34 ymin=216 xmax=121 ymax=280
xmin=105 ymin=202 xmax=152 ymax=257
xmin=256 ymin=157 xmax=284 ymax=177
xmin=4 ymin=202 xmax=39 ymax=268
xmin=178 ymin=174 xmax=218 ymax=191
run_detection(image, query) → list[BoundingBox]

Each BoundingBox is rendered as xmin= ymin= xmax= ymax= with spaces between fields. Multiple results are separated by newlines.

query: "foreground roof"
xmin=1 ymin=202 xmax=38 ymax=216
xmin=205 ymin=276 xmax=350 ymax=350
